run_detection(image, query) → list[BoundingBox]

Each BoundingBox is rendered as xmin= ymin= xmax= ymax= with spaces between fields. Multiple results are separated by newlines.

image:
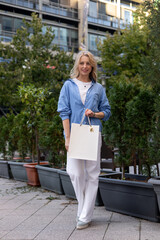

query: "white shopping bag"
xmin=68 ymin=116 xmax=99 ymax=161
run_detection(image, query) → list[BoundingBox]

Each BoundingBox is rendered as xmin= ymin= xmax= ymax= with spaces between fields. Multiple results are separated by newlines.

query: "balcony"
xmin=0 ymin=30 xmax=16 ymax=43
xmin=88 ymin=13 xmax=129 ymax=30
xmin=0 ymin=0 xmax=78 ymax=19
xmin=0 ymin=0 xmax=39 ymax=10
xmin=42 ymin=1 xmax=78 ymax=19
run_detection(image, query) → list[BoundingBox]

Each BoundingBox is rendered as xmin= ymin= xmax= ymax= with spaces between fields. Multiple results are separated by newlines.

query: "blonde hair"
xmin=70 ymin=51 xmax=97 ymax=82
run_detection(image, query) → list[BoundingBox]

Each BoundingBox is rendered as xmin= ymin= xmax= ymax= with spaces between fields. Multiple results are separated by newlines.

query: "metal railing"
xmin=0 ymin=30 xmax=16 ymax=43
xmin=0 ymin=0 xmax=39 ymax=10
xmin=42 ymin=1 xmax=78 ymax=19
xmin=0 ymin=0 xmax=78 ymax=19
xmin=88 ymin=13 xmax=129 ymax=30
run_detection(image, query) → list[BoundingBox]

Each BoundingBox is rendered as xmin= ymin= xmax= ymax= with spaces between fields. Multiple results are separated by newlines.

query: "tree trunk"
xmin=35 ymin=128 xmax=40 ymax=165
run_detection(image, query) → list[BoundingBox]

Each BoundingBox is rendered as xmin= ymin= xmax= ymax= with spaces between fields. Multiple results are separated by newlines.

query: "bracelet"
xmin=93 ymin=112 xmax=96 ymax=117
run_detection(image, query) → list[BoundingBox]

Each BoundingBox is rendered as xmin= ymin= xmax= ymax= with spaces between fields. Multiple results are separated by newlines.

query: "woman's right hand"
xmin=65 ymin=137 xmax=70 ymax=151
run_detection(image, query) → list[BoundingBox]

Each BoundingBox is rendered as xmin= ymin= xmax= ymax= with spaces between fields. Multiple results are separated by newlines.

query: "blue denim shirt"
xmin=57 ymin=78 xmax=111 ymax=132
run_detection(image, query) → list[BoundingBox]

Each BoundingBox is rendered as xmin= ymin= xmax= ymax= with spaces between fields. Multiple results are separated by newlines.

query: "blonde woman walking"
xmin=57 ymin=51 xmax=111 ymax=230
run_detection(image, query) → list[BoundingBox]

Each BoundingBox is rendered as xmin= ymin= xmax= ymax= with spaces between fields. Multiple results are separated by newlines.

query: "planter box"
xmin=148 ymin=177 xmax=160 ymax=215
xmin=58 ymin=169 xmax=76 ymax=199
xmin=99 ymin=174 xmax=160 ymax=222
xmin=8 ymin=161 xmax=28 ymax=182
xmin=36 ymin=165 xmax=64 ymax=195
xmin=24 ymin=162 xmax=49 ymax=186
xmin=0 ymin=160 xmax=12 ymax=179
xmin=58 ymin=169 xmax=104 ymax=206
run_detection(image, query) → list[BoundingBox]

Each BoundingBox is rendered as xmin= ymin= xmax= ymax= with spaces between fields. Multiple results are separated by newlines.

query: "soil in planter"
xmin=101 ymin=172 xmax=150 ymax=182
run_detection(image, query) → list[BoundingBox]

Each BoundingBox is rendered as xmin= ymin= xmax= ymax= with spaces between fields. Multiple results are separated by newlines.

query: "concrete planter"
xmin=58 ymin=169 xmax=76 ymax=199
xmin=8 ymin=161 xmax=28 ymax=182
xmin=36 ymin=165 xmax=64 ymax=195
xmin=148 ymin=177 xmax=160 ymax=215
xmin=0 ymin=160 xmax=12 ymax=179
xmin=58 ymin=169 xmax=110 ymax=206
xmin=99 ymin=174 xmax=160 ymax=222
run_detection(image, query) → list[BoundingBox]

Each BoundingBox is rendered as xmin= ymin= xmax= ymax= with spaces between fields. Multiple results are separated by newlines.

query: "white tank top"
xmin=73 ymin=78 xmax=92 ymax=104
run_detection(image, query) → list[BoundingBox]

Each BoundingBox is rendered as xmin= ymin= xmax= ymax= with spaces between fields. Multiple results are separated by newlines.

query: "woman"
xmin=57 ymin=51 xmax=111 ymax=230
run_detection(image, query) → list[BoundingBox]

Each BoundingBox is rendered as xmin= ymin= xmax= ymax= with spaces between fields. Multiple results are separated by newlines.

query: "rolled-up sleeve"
xmin=99 ymin=87 xmax=111 ymax=121
xmin=57 ymin=82 xmax=71 ymax=120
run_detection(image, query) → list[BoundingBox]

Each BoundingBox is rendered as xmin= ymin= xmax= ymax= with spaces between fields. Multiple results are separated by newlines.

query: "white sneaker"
xmin=76 ymin=220 xmax=90 ymax=230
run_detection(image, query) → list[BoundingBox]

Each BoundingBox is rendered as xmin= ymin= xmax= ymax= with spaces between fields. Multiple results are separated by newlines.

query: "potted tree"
xmin=0 ymin=13 xmax=73 ymax=186
xmin=0 ymin=114 xmax=15 ymax=179
xmin=18 ymin=84 xmax=49 ymax=186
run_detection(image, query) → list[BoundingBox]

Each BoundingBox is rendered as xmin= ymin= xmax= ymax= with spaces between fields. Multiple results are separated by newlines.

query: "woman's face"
xmin=78 ymin=55 xmax=92 ymax=78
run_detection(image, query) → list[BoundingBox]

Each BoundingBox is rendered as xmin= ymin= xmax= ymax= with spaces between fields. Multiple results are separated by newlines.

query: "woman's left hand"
xmin=85 ymin=109 xmax=95 ymax=117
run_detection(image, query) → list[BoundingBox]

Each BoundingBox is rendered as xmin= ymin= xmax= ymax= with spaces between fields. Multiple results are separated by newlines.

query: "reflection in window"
xmin=2 ymin=17 xmax=12 ymax=32
xmin=88 ymin=33 xmax=106 ymax=56
xmin=0 ymin=15 xmax=78 ymax=52
xmin=70 ymin=29 xmax=78 ymax=45
xmin=52 ymin=26 xmax=59 ymax=44
xmin=98 ymin=2 xmax=106 ymax=15
xmin=124 ymin=10 xmax=131 ymax=23
xmin=89 ymin=1 xmax=97 ymax=18
xmin=60 ymin=28 xmax=68 ymax=46
xmin=14 ymin=18 xmax=25 ymax=32
xmin=88 ymin=34 xmax=98 ymax=52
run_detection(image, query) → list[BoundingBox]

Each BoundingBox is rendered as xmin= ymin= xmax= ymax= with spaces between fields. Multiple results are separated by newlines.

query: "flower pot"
xmin=8 ymin=161 xmax=28 ymax=181
xmin=36 ymin=165 xmax=64 ymax=194
xmin=0 ymin=160 xmax=12 ymax=179
xmin=99 ymin=174 xmax=160 ymax=222
xmin=24 ymin=162 xmax=49 ymax=186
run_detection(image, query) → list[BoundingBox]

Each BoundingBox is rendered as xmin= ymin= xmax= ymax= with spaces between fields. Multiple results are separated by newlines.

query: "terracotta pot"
xmin=24 ymin=162 xmax=49 ymax=186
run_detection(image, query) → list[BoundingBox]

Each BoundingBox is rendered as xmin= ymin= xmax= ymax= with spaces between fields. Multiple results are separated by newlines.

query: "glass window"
xmin=88 ymin=34 xmax=98 ymax=52
xmin=89 ymin=1 xmax=97 ymax=18
xmin=52 ymin=26 xmax=59 ymax=44
xmin=2 ymin=16 xmax=13 ymax=32
xmin=98 ymin=2 xmax=106 ymax=15
xmin=14 ymin=18 xmax=25 ymax=32
xmin=70 ymin=29 xmax=78 ymax=45
xmin=124 ymin=10 xmax=131 ymax=23
xmin=60 ymin=28 xmax=68 ymax=46
xmin=99 ymin=35 xmax=106 ymax=43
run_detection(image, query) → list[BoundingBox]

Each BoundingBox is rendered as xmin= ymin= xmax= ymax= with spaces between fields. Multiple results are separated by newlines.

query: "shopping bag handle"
xmin=80 ymin=112 xmax=92 ymax=127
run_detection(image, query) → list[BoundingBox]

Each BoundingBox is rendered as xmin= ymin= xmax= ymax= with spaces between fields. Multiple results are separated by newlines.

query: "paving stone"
xmin=0 ymin=177 xmax=160 ymax=240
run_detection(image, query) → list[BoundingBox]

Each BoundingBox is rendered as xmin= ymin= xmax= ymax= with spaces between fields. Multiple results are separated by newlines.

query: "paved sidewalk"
xmin=0 ymin=178 xmax=159 ymax=240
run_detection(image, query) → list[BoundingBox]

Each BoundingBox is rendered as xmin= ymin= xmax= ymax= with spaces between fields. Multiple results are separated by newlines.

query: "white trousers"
xmin=66 ymin=133 xmax=101 ymax=223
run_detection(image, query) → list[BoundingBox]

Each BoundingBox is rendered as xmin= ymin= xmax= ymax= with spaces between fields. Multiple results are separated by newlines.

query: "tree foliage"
xmin=0 ymin=13 xmax=73 ymax=107
xmin=0 ymin=13 xmax=73 ymax=166
xmin=98 ymin=1 xmax=158 ymax=177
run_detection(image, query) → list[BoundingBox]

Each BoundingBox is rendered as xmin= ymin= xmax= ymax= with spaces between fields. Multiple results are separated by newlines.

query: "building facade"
xmin=0 ymin=0 xmax=141 ymax=56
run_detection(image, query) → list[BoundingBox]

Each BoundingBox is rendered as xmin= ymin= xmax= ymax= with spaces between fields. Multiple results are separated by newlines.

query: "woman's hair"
xmin=70 ymin=51 xmax=97 ymax=82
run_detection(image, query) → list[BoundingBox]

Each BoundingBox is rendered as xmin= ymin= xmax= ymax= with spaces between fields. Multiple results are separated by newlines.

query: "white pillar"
xmin=78 ymin=0 xmax=89 ymax=51
xmin=39 ymin=0 xmax=42 ymax=19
